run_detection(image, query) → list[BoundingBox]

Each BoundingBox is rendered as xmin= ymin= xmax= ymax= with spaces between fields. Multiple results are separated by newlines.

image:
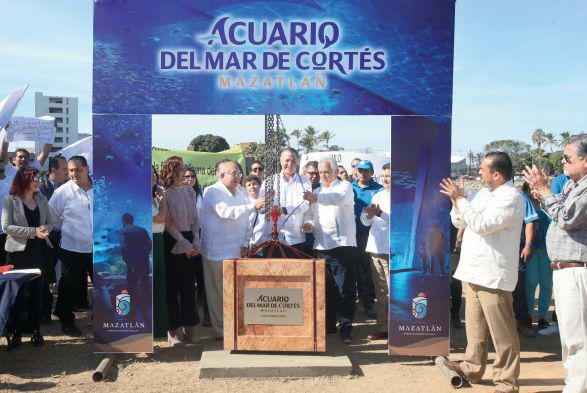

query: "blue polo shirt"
xmin=550 ymin=173 xmax=570 ymax=195
xmin=352 ymin=178 xmax=383 ymax=233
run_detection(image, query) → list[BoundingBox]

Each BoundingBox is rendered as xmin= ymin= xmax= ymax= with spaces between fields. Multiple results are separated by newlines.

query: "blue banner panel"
xmin=93 ymin=0 xmax=454 ymax=116
xmin=389 ymin=115 xmax=451 ymax=356
xmin=93 ymin=114 xmax=153 ymax=353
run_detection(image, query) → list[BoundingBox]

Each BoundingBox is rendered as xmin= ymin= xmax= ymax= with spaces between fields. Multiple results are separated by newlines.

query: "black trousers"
xmin=513 ymin=259 xmax=532 ymax=327
xmin=194 ymin=255 xmax=208 ymax=314
xmin=450 ymin=277 xmax=462 ymax=321
xmin=317 ymin=247 xmax=357 ymax=333
xmin=355 ymin=231 xmax=375 ymax=308
xmin=54 ymin=249 xmax=93 ymax=324
xmin=164 ymin=232 xmax=199 ymax=331
xmin=0 ymin=234 xmax=7 ymax=266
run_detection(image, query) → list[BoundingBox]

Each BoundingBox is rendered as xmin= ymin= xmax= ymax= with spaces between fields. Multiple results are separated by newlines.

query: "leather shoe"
xmin=61 ymin=323 xmax=83 ymax=337
xmin=31 ymin=330 xmax=45 ymax=347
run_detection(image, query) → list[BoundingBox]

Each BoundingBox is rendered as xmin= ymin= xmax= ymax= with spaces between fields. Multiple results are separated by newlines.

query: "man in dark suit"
xmin=119 ymin=213 xmax=152 ymax=319
xmin=39 ymin=155 xmax=68 ymax=201
xmin=38 ymin=155 xmax=68 ymax=323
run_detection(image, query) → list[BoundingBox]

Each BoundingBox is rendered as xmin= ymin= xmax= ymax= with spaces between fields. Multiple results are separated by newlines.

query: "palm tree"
xmin=531 ymin=128 xmax=546 ymax=158
xmin=467 ymin=150 xmax=474 ymax=175
xmin=318 ymin=130 xmax=336 ymax=150
xmin=559 ymin=131 xmax=571 ymax=148
xmin=290 ymin=129 xmax=302 ymax=150
xmin=297 ymin=126 xmax=319 ymax=153
xmin=544 ymin=132 xmax=556 ymax=153
xmin=475 ymin=153 xmax=484 ymax=170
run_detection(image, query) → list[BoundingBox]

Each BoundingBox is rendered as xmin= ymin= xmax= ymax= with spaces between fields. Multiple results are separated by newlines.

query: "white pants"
xmin=203 ymin=258 xmax=224 ymax=337
xmin=553 ymin=267 xmax=587 ymax=393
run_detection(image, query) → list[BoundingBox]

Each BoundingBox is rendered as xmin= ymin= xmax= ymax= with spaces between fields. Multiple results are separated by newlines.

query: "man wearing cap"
xmin=352 ymin=159 xmax=383 ymax=318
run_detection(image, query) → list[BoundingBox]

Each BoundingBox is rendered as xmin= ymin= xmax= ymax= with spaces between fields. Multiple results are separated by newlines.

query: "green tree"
xmin=243 ymin=142 xmax=266 ymax=162
xmin=290 ymin=129 xmax=301 ymax=150
xmin=544 ymin=132 xmax=556 ymax=152
xmin=318 ymin=130 xmax=336 ymax=150
xmin=299 ymin=126 xmax=319 ymax=153
xmin=548 ymin=151 xmax=564 ymax=175
xmin=467 ymin=150 xmax=475 ymax=175
xmin=329 ymin=145 xmax=344 ymax=151
xmin=531 ymin=128 xmax=546 ymax=160
xmin=559 ymin=131 xmax=571 ymax=148
xmin=189 ymin=134 xmax=230 ymax=152
xmin=484 ymin=139 xmax=532 ymax=174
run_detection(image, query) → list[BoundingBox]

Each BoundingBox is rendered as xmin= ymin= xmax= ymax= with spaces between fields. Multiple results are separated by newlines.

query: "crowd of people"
xmin=441 ymin=134 xmax=587 ymax=393
xmin=2 ymin=135 xmax=585 ymax=393
xmin=150 ymin=148 xmax=391 ymax=345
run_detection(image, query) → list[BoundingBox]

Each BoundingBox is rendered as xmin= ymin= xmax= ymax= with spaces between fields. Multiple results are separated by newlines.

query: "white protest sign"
xmin=59 ymin=136 xmax=93 ymax=173
xmin=6 ymin=116 xmax=56 ymax=144
xmin=301 ymin=151 xmax=390 ymax=181
xmin=0 ymin=85 xmax=28 ymax=131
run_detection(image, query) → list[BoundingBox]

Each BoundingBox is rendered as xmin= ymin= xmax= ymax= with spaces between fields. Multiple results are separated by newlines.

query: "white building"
xmin=34 ymin=92 xmax=78 ymax=153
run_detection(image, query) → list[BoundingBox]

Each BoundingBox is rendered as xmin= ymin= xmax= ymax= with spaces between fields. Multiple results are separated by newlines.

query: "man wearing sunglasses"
xmin=524 ymin=135 xmax=587 ymax=393
xmin=249 ymin=160 xmax=265 ymax=181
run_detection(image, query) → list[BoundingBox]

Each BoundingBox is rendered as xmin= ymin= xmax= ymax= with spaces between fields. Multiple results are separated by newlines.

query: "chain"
xmin=263 ymin=114 xmax=281 ymax=214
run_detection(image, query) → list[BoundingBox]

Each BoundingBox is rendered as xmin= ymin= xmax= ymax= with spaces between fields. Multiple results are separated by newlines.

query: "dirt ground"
xmin=0 ymin=299 xmax=565 ymax=393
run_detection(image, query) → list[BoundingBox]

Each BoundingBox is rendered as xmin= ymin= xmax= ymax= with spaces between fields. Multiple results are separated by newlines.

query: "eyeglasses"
xmin=306 ymin=171 xmax=319 ymax=176
xmin=562 ymin=154 xmax=584 ymax=164
xmin=222 ymin=170 xmax=243 ymax=178
xmin=251 ymin=167 xmax=264 ymax=172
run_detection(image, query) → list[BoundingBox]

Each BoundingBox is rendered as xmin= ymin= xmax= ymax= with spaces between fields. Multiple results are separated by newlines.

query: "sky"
xmin=1 ymin=0 xmax=586 ymax=156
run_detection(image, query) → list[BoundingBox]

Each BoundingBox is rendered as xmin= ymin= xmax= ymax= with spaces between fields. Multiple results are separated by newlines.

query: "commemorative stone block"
xmin=223 ymin=258 xmax=326 ymax=352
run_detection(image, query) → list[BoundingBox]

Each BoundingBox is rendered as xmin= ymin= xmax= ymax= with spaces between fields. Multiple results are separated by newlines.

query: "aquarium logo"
xmin=158 ymin=16 xmax=387 ymax=90
xmin=115 ymin=290 xmax=131 ymax=316
xmin=412 ymin=292 xmax=428 ymax=320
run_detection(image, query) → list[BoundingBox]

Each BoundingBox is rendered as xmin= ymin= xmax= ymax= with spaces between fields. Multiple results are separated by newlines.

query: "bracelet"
xmin=456 ymin=237 xmax=463 ymax=242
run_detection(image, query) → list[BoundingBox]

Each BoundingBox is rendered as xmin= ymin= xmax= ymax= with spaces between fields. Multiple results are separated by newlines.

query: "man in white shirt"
xmin=302 ymin=158 xmax=357 ymax=343
xmin=49 ymin=155 xmax=93 ymax=337
xmin=263 ymin=148 xmax=312 ymax=257
xmin=440 ymin=152 xmax=525 ymax=393
xmin=361 ymin=163 xmax=391 ymax=341
xmin=201 ymin=161 xmax=266 ymax=338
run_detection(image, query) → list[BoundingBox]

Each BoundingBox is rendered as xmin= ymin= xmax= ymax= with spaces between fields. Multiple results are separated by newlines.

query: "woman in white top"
xmin=160 ymin=157 xmax=201 ymax=346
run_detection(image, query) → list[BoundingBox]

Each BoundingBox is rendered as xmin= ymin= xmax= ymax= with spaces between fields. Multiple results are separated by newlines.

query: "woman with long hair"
xmin=183 ymin=166 xmax=210 ymax=327
xmin=159 ymin=157 xmax=200 ymax=346
xmin=1 ymin=168 xmax=53 ymax=348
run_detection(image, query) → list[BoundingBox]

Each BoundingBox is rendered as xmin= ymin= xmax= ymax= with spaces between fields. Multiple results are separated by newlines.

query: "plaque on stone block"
xmin=224 ymin=258 xmax=326 ymax=352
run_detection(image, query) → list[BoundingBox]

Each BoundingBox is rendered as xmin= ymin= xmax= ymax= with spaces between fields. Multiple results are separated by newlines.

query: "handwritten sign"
xmin=6 ymin=116 xmax=56 ymax=144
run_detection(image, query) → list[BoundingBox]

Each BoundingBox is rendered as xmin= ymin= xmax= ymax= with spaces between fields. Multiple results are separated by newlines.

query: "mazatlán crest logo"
xmin=116 ymin=290 xmax=131 ymax=316
xmin=412 ymin=292 xmax=428 ymax=319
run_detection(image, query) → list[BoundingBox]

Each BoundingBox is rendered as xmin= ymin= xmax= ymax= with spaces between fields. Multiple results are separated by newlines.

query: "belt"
xmin=550 ymin=262 xmax=587 ymax=270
